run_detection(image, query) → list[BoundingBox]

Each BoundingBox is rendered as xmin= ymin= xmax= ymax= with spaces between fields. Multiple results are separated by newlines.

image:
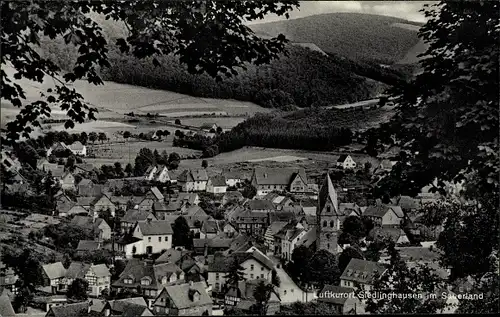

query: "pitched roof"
xmin=47 ymin=302 xmax=88 ymax=317
xmin=66 ymin=262 xmax=91 ymax=279
xmin=0 ymin=293 xmax=15 ymax=317
xmin=340 ymin=259 xmax=386 ymax=284
xmin=150 ymin=187 xmax=164 ymax=200
xmin=266 ymin=222 xmax=288 ymax=237
xmin=208 ymin=251 xmax=274 ymax=272
xmin=159 ymin=281 xmax=211 ymax=309
xmin=337 ymin=154 xmax=349 ymax=163
xmin=368 ymin=227 xmax=407 ymax=243
xmin=45 ymin=164 xmax=65 ymax=178
xmin=78 ymin=178 xmax=93 ymax=186
xmin=110 ymin=297 xmax=148 ymax=312
xmin=339 ymin=203 xmax=361 ymax=216
xmin=295 ymin=228 xmax=317 ymax=248
xmin=76 ymin=197 xmax=96 ymax=206
xmin=42 ymin=262 xmax=67 ymax=280
xmin=74 ymin=163 xmax=95 ymax=173
xmin=120 ymin=304 xmax=152 ymax=317
xmin=318 ymin=174 xmax=339 ymax=213
xmin=201 ymin=220 xmax=218 ymax=234
xmin=223 ymin=169 xmax=242 ymax=179
xmin=76 ymin=240 xmax=101 ymax=252
xmin=209 ymin=175 xmax=227 ymax=187
xmin=178 ymin=169 xmax=208 ymax=182
xmin=137 ymin=221 xmax=173 ymax=235
xmin=67 ymin=141 xmax=85 ymax=151
xmin=92 ymin=264 xmax=111 ymax=277
xmin=71 ymin=216 xmax=110 ymax=232
xmin=252 ymin=167 xmax=307 ymax=186
xmin=122 ymin=209 xmax=156 ymax=223
xmin=363 ymin=205 xmax=404 ymax=218
xmin=318 ymin=285 xmax=356 ymax=305
xmin=176 ymin=193 xmax=199 ymax=205
xmin=156 ymin=249 xmax=191 ymax=264
xmin=246 ymin=199 xmax=275 ymax=211
xmin=193 ymin=238 xmax=233 ymax=250
xmin=153 ymin=201 xmax=182 ymax=213
xmin=113 ymin=260 xmax=182 ymax=289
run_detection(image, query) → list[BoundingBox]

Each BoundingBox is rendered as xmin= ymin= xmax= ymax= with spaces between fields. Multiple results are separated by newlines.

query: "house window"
xmin=330 ymin=220 xmax=334 ymax=228
xmin=327 ymin=206 xmax=331 ymax=213
xmin=165 ymin=236 xmax=168 ymax=241
xmin=327 ymin=243 xmax=330 ymax=249
xmin=261 ymin=274 xmax=264 ymax=278
xmin=323 ymin=221 xmax=327 ymax=227
xmin=250 ymin=264 xmax=254 ymax=271
xmin=215 ymin=273 xmax=220 ymax=280
xmin=250 ymin=274 xmax=254 ymax=279
xmin=148 ymin=237 xmax=151 ymax=242
xmin=261 ymin=267 xmax=264 ymax=271
xmin=284 ymin=290 xmax=287 ymax=295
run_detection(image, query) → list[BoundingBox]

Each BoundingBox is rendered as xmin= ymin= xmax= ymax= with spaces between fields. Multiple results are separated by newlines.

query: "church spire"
xmin=318 ymin=173 xmax=338 ymax=213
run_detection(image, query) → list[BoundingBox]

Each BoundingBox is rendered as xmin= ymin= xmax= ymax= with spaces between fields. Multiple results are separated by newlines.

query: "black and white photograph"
xmin=0 ymin=0 xmax=498 ymax=316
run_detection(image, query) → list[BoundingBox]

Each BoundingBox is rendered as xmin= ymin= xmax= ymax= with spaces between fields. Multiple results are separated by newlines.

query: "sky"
xmin=248 ymin=1 xmax=433 ymax=25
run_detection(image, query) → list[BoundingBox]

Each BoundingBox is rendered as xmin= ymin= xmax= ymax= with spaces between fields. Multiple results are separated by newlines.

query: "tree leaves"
xmin=2 ymin=0 xmax=299 ymax=143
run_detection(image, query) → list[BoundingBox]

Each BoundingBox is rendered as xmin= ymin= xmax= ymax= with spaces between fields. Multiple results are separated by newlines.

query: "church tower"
xmin=316 ymin=173 xmax=341 ymax=254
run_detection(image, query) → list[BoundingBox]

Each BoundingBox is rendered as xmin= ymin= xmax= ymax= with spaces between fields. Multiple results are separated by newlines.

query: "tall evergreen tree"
xmin=225 ymin=258 xmax=246 ymax=287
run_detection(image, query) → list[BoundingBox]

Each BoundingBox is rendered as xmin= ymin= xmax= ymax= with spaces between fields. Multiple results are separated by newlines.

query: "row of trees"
xmin=172 ymin=112 xmax=355 ymax=157
xmin=133 ymin=148 xmax=181 ymax=176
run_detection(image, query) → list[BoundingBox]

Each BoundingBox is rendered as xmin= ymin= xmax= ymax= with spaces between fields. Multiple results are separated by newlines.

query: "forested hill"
xmin=250 ymin=12 xmax=424 ymax=65
xmin=35 ymin=12 xmax=409 ymax=109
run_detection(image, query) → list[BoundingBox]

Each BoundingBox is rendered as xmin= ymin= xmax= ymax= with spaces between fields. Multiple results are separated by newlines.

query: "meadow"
xmin=1 ymin=64 xmax=271 ymax=131
xmin=88 ymin=140 xmax=201 ymax=162
xmin=179 ymin=146 xmax=380 ymax=171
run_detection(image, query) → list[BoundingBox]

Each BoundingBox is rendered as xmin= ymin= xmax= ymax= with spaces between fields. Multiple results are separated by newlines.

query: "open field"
xmin=87 ymin=140 xmax=201 ymax=166
xmin=247 ymin=155 xmax=309 ymax=163
xmin=172 ymin=117 xmax=246 ymax=129
xmin=1 ymin=64 xmax=271 ymax=131
xmin=52 ymin=120 xmax=136 ymax=133
xmin=179 ymin=146 xmax=380 ymax=172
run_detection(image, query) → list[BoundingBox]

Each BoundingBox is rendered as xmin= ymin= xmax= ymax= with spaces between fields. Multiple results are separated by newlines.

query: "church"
xmin=316 ymin=173 xmax=343 ymax=254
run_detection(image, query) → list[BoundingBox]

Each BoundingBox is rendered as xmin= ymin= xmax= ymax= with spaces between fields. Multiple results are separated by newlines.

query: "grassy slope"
xmin=251 ymin=13 xmax=423 ymax=64
xmin=33 ymin=12 xmax=391 ymax=110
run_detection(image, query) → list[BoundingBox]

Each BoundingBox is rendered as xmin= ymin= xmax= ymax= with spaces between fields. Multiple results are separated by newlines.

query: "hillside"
xmin=38 ymin=29 xmax=386 ymax=109
xmin=250 ymin=13 xmax=424 ymax=65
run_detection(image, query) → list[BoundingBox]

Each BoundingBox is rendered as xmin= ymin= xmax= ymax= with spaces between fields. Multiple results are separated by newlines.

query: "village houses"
xmin=144 ymin=165 xmax=172 ymax=183
xmin=336 ymin=154 xmax=357 ymax=169
xmin=178 ymin=169 xmax=209 ymax=192
xmin=65 ymin=262 xmax=111 ymax=297
xmin=113 ymin=259 xmax=185 ymax=307
xmin=207 ymin=251 xmax=274 ymax=293
xmin=251 ymin=167 xmax=311 ymax=196
xmin=205 ymin=175 xmax=228 ymax=194
xmin=132 ymin=220 xmax=174 ymax=255
xmin=153 ymin=281 xmax=212 ymax=316
xmin=340 ymin=258 xmax=387 ymax=291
